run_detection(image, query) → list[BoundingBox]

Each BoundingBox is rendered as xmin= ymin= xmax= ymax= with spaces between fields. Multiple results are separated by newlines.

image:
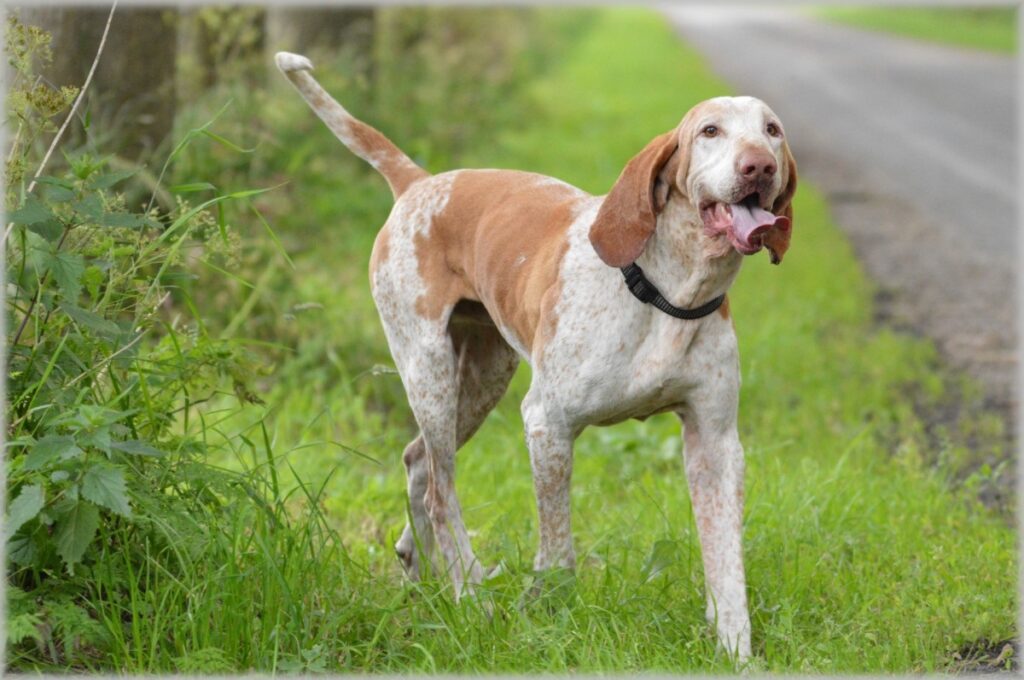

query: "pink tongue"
xmin=730 ymin=202 xmax=788 ymax=248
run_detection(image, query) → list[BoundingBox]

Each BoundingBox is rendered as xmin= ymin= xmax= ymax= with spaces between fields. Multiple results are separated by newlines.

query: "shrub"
xmin=2 ymin=18 xmax=339 ymax=671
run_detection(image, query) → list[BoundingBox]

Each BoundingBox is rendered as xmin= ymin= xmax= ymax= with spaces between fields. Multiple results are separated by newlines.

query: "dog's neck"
xmin=633 ymin=195 xmax=744 ymax=310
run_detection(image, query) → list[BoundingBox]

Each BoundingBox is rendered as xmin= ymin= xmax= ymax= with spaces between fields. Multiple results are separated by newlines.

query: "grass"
xmin=10 ymin=7 xmax=1014 ymax=673
xmin=204 ymin=8 xmax=1013 ymax=673
xmin=816 ymin=6 xmax=1016 ymax=53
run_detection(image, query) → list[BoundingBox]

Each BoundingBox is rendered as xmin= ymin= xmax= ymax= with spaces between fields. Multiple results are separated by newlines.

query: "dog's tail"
xmin=274 ymin=51 xmax=429 ymax=199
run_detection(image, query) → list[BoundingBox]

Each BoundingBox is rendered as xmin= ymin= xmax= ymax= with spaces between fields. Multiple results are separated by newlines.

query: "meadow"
xmin=5 ymin=7 xmax=1016 ymax=673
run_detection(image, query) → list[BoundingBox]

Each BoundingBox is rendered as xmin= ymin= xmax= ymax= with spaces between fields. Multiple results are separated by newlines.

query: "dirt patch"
xmin=950 ymin=639 xmax=1017 ymax=673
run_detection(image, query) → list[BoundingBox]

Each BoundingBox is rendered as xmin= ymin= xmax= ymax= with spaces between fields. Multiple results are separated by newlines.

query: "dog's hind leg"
xmin=384 ymin=305 xmax=518 ymax=598
xmin=394 ymin=304 xmax=518 ymax=582
xmin=394 ymin=434 xmax=434 ymax=579
xmin=394 ymin=323 xmax=474 ymax=593
xmin=449 ymin=303 xmax=520 ymax=447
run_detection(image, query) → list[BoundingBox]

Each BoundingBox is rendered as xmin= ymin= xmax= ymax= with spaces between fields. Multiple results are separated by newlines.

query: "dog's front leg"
xmin=522 ymin=389 xmax=576 ymax=572
xmin=678 ymin=406 xmax=751 ymax=662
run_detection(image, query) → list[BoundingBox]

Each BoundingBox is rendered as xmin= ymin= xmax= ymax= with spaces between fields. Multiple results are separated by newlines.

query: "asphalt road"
xmin=664 ymin=7 xmax=1017 ymax=414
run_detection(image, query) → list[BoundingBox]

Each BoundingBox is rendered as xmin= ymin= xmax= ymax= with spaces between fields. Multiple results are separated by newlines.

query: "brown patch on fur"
xmin=718 ymin=294 xmax=730 ymax=320
xmin=348 ymin=118 xmax=428 ymax=197
xmin=413 ymin=171 xmax=580 ymax=355
xmin=588 ymin=130 xmax=679 ymax=267
xmin=765 ymin=141 xmax=798 ymax=264
xmin=412 ymin=227 xmax=474 ymax=320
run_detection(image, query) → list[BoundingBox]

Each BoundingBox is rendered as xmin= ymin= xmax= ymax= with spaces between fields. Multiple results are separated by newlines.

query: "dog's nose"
xmin=737 ymin=149 xmax=777 ymax=179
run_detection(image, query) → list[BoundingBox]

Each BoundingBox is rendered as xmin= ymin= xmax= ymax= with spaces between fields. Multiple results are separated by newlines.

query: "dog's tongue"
xmin=702 ymin=201 xmax=791 ymax=256
xmin=730 ymin=202 xmax=787 ymax=249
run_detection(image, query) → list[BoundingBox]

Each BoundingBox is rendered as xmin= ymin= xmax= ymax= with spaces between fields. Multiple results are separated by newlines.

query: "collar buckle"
xmin=622 ymin=263 xmax=657 ymax=303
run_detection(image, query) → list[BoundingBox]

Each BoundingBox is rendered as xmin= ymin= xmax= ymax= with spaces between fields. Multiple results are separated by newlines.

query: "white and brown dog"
xmin=276 ymin=51 xmax=796 ymax=660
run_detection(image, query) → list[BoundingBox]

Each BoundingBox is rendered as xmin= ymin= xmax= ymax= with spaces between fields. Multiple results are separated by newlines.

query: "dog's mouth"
xmin=700 ymin=191 xmax=790 ymax=258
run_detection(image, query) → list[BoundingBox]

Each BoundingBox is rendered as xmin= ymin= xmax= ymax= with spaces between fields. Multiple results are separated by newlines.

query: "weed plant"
xmin=3 ymin=17 xmax=353 ymax=672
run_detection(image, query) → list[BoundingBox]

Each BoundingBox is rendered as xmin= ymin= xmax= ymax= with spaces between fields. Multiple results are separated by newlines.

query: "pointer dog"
xmin=276 ymin=51 xmax=796 ymax=660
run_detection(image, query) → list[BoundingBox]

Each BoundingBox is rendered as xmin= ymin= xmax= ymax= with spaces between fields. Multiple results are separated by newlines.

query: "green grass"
xmin=817 ymin=6 xmax=1016 ymax=53
xmin=12 ymin=7 xmax=1013 ymax=673
xmin=201 ymin=8 xmax=1013 ymax=673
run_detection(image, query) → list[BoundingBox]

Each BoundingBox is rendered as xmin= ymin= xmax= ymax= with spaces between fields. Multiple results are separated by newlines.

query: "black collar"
xmin=621 ymin=263 xmax=725 ymax=320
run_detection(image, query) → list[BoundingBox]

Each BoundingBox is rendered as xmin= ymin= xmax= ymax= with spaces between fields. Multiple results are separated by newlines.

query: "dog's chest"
xmin=543 ymin=307 xmax=738 ymax=427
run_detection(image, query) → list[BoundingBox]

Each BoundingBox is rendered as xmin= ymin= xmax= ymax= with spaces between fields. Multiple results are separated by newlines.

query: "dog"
xmin=276 ymin=50 xmax=796 ymax=661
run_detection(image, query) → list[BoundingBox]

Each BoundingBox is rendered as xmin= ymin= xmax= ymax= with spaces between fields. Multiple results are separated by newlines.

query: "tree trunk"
xmin=12 ymin=6 xmax=178 ymax=161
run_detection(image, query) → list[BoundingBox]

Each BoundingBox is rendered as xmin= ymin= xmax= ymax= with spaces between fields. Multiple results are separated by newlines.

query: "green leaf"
xmin=110 ymin=440 xmax=166 ymax=457
xmin=22 ymin=229 xmax=51 ymax=273
xmin=87 ymin=168 xmax=136 ymax=189
xmin=7 ymin=611 xmax=44 ymax=645
xmin=24 ymin=435 xmax=82 ymax=471
xmin=28 ymin=218 xmax=64 ymax=241
xmin=170 ymin=182 xmax=217 ymax=193
xmin=5 ymin=484 xmax=44 ymax=539
xmin=8 ymin=195 xmax=54 ymax=225
xmin=71 ymin=193 xmax=103 ymax=220
xmin=43 ymin=183 xmax=76 ymax=203
xmin=4 ymin=436 xmax=35 ymax=451
xmin=54 ymin=499 xmax=99 ymax=571
xmin=81 ymin=464 xmax=131 ymax=517
xmin=45 ymin=250 xmax=85 ymax=300
xmin=641 ymin=539 xmax=680 ymax=583
xmin=59 ymin=301 xmax=121 ymax=338
xmin=7 ymin=534 xmax=38 ymax=566
xmin=80 ymin=426 xmax=112 ymax=454
xmin=52 ymin=405 xmax=134 ymax=429
xmin=34 ymin=175 xmax=75 ymax=190
xmin=201 ymin=129 xmax=257 ymax=153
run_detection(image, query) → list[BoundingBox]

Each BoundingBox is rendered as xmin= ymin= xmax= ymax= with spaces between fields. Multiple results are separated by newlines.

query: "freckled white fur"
xmin=688 ymin=96 xmax=787 ymax=209
xmin=286 ymin=73 xmax=789 ymax=661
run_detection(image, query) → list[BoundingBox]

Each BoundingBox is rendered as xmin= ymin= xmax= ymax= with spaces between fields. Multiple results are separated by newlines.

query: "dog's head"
xmin=589 ymin=96 xmax=797 ymax=267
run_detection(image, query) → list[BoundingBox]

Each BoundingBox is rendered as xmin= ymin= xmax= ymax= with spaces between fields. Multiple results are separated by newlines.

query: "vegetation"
xmin=5 ymin=7 xmax=1016 ymax=673
xmin=817 ymin=6 xmax=1016 ymax=53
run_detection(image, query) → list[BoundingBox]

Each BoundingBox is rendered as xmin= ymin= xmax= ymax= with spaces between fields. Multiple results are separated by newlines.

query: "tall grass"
xmin=2 ymin=16 xmax=357 ymax=672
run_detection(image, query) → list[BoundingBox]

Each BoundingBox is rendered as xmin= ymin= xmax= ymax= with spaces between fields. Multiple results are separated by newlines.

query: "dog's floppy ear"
xmin=764 ymin=141 xmax=797 ymax=265
xmin=589 ymin=130 xmax=680 ymax=267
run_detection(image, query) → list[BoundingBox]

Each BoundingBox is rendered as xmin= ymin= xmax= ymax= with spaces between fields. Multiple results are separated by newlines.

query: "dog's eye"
xmin=766 ymin=122 xmax=781 ymax=137
xmin=701 ymin=125 xmax=719 ymax=138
